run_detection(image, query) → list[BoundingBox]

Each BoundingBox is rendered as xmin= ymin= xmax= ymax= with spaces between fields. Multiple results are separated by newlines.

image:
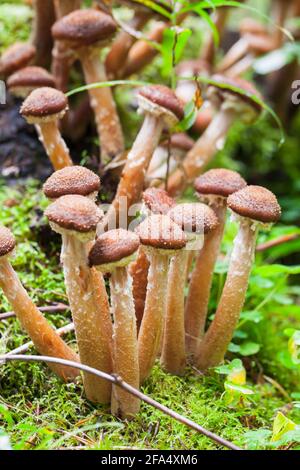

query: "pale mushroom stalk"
xmin=217 ymin=37 xmax=250 ymax=73
xmin=106 ymin=10 xmax=150 ymax=79
xmin=185 ymin=205 xmax=226 ymax=356
xmin=105 ymin=114 xmax=164 ymax=229
xmin=196 ymin=220 xmax=258 ymax=370
xmin=167 ymin=108 xmax=236 ymax=196
xmin=196 ymin=186 xmax=281 ymax=370
xmin=61 ymin=235 xmax=112 ymax=402
xmin=78 ymin=50 xmax=125 ymax=159
xmin=161 ymin=249 xmax=188 ymax=375
xmin=138 ymin=251 xmax=170 ymax=383
xmin=0 ymin=249 xmax=79 ymax=382
xmin=20 ymin=87 xmax=73 ymax=170
xmin=128 ymin=247 xmax=149 ymax=331
xmin=110 ymin=268 xmax=140 ymax=418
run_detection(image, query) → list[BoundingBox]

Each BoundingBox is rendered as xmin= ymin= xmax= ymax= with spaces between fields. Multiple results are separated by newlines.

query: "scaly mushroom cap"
xmin=195 ymin=169 xmax=247 ymax=198
xmin=227 ymin=185 xmax=281 ymax=224
xmin=89 ymin=228 xmax=140 ymax=271
xmin=142 ymin=188 xmax=176 ymax=215
xmin=20 ymin=87 xmax=68 ymax=123
xmin=0 ymin=43 xmax=36 ymax=77
xmin=208 ymin=74 xmax=262 ymax=113
xmin=161 ymin=133 xmax=194 ymax=152
xmin=136 ymin=215 xmax=187 ymax=251
xmin=52 ymin=9 xmax=117 ymax=49
xmin=45 ymin=195 xmax=103 ymax=234
xmin=7 ymin=67 xmax=56 ymax=97
xmin=138 ymin=85 xmax=184 ymax=127
xmin=0 ymin=226 xmax=16 ymax=258
xmin=168 ymin=203 xmax=219 ymax=235
xmin=43 ymin=166 xmax=100 ymax=200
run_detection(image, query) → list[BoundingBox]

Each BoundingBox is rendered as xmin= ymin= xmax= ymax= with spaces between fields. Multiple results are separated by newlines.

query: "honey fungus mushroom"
xmin=0 ymin=43 xmax=36 ymax=79
xmin=196 ymin=186 xmax=281 ymax=371
xmin=0 ymin=226 xmax=79 ymax=381
xmin=7 ymin=66 xmax=56 ymax=98
xmin=89 ymin=228 xmax=140 ymax=419
xmin=20 ymin=87 xmax=73 ymax=170
xmin=43 ymin=166 xmax=101 ymax=201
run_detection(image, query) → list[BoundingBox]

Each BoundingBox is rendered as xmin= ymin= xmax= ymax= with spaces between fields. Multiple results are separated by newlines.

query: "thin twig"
xmin=0 ymin=303 xmax=69 ymax=321
xmin=6 ymin=323 xmax=74 ymax=356
xmin=0 ymin=354 xmax=242 ymax=451
xmin=256 ymin=234 xmax=299 ymax=252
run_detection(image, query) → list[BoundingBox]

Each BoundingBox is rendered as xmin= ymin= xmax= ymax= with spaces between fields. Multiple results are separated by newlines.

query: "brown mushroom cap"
xmin=45 ymin=195 xmax=103 ymax=233
xmin=7 ymin=67 xmax=56 ymax=91
xmin=0 ymin=226 xmax=16 ymax=258
xmin=161 ymin=133 xmax=194 ymax=152
xmin=136 ymin=214 xmax=187 ymax=251
xmin=209 ymin=74 xmax=262 ymax=113
xmin=43 ymin=166 xmax=100 ymax=199
xmin=20 ymin=87 xmax=68 ymax=120
xmin=89 ymin=228 xmax=140 ymax=268
xmin=195 ymin=169 xmax=247 ymax=198
xmin=142 ymin=188 xmax=176 ymax=215
xmin=0 ymin=43 xmax=36 ymax=77
xmin=52 ymin=9 xmax=117 ymax=48
xmin=227 ymin=185 xmax=281 ymax=224
xmin=138 ymin=85 xmax=184 ymax=122
xmin=168 ymin=203 xmax=219 ymax=235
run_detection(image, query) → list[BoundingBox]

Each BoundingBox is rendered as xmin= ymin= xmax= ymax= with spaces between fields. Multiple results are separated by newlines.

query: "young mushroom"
xmin=52 ymin=9 xmax=124 ymax=161
xmin=20 ymin=87 xmax=73 ymax=170
xmin=185 ymin=169 xmax=247 ymax=359
xmin=129 ymin=188 xmax=176 ymax=330
xmin=162 ymin=203 xmax=219 ymax=375
xmin=7 ymin=66 xmax=56 ymax=98
xmin=196 ymin=186 xmax=281 ymax=371
xmin=89 ymin=228 xmax=140 ymax=419
xmin=0 ymin=43 xmax=36 ymax=79
xmin=105 ymin=85 xmax=184 ymax=229
xmin=45 ymin=195 xmax=113 ymax=403
xmin=136 ymin=215 xmax=187 ymax=384
xmin=167 ymin=75 xmax=262 ymax=196
xmin=0 ymin=226 xmax=79 ymax=381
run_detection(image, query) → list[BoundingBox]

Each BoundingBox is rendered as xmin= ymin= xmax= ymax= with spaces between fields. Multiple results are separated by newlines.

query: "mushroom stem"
xmin=37 ymin=120 xmax=73 ymax=170
xmin=129 ymin=247 xmax=150 ymax=331
xmin=106 ymin=11 xmax=150 ymax=79
xmin=167 ymin=108 xmax=237 ymax=196
xmin=196 ymin=220 xmax=258 ymax=370
xmin=0 ymin=258 xmax=79 ymax=381
xmin=110 ymin=267 xmax=140 ymax=419
xmin=61 ymin=235 xmax=113 ymax=403
xmin=202 ymin=7 xmax=229 ymax=65
xmin=161 ymin=249 xmax=188 ymax=375
xmin=31 ymin=0 xmax=55 ymax=68
xmin=185 ymin=205 xmax=227 ymax=358
xmin=105 ymin=114 xmax=164 ymax=229
xmin=224 ymin=54 xmax=255 ymax=78
xmin=217 ymin=37 xmax=250 ymax=73
xmin=138 ymin=251 xmax=169 ymax=384
xmin=79 ymin=50 xmax=124 ymax=161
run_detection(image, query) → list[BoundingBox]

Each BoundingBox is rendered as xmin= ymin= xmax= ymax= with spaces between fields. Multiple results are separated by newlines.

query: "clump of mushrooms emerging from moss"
xmin=0 ymin=0 xmax=288 ymax=424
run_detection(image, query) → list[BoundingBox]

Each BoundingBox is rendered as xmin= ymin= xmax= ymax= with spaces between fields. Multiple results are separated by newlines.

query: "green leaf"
xmin=66 ymin=80 xmax=150 ymax=97
xmin=229 ymin=342 xmax=260 ymax=356
xmin=271 ymin=412 xmax=297 ymax=443
xmin=130 ymin=0 xmax=172 ymax=19
xmin=161 ymin=27 xmax=192 ymax=81
xmin=288 ymin=330 xmax=300 ymax=365
xmin=254 ymin=264 xmax=300 ymax=276
xmin=240 ymin=310 xmax=263 ymax=324
xmin=176 ymin=100 xmax=198 ymax=131
xmin=243 ymin=429 xmax=272 ymax=450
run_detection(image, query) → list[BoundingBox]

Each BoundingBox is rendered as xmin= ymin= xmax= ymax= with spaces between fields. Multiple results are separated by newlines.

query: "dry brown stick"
xmin=0 ymin=354 xmax=242 ymax=451
xmin=0 ymin=303 xmax=69 ymax=321
xmin=6 ymin=322 xmax=75 ymax=356
xmin=256 ymin=234 xmax=299 ymax=252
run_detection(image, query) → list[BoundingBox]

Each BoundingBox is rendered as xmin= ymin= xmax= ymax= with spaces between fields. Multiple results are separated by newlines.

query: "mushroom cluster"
xmin=0 ymin=1 xmax=286 ymax=420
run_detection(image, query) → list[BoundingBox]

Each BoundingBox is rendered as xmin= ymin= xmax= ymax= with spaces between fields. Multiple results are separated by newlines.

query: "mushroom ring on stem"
xmin=185 ymin=169 xmax=247 ymax=359
xmin=136 ymin=215 xmax=187 ymax=384
xmin=89 ymin=228 xmax=140 ymax=419
xmin=20 ymin=87 xmax=73 ymax=170
xmin=196 ymin=186 xmax=281 ymax=371
xmin=45 ymin=195 xmax=113 ymax=403
xmin=162 ymin=202 xmax=219 ymax=375
xmin=166 ymin=75 xmax=262 ymax=196
xmin=105 ymin=85 xmax=184 ymax=230
xmin=52 ymin=9 xmax=124 ymax=161
xmin=0 ymin=226 xmax=79 ymax=382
